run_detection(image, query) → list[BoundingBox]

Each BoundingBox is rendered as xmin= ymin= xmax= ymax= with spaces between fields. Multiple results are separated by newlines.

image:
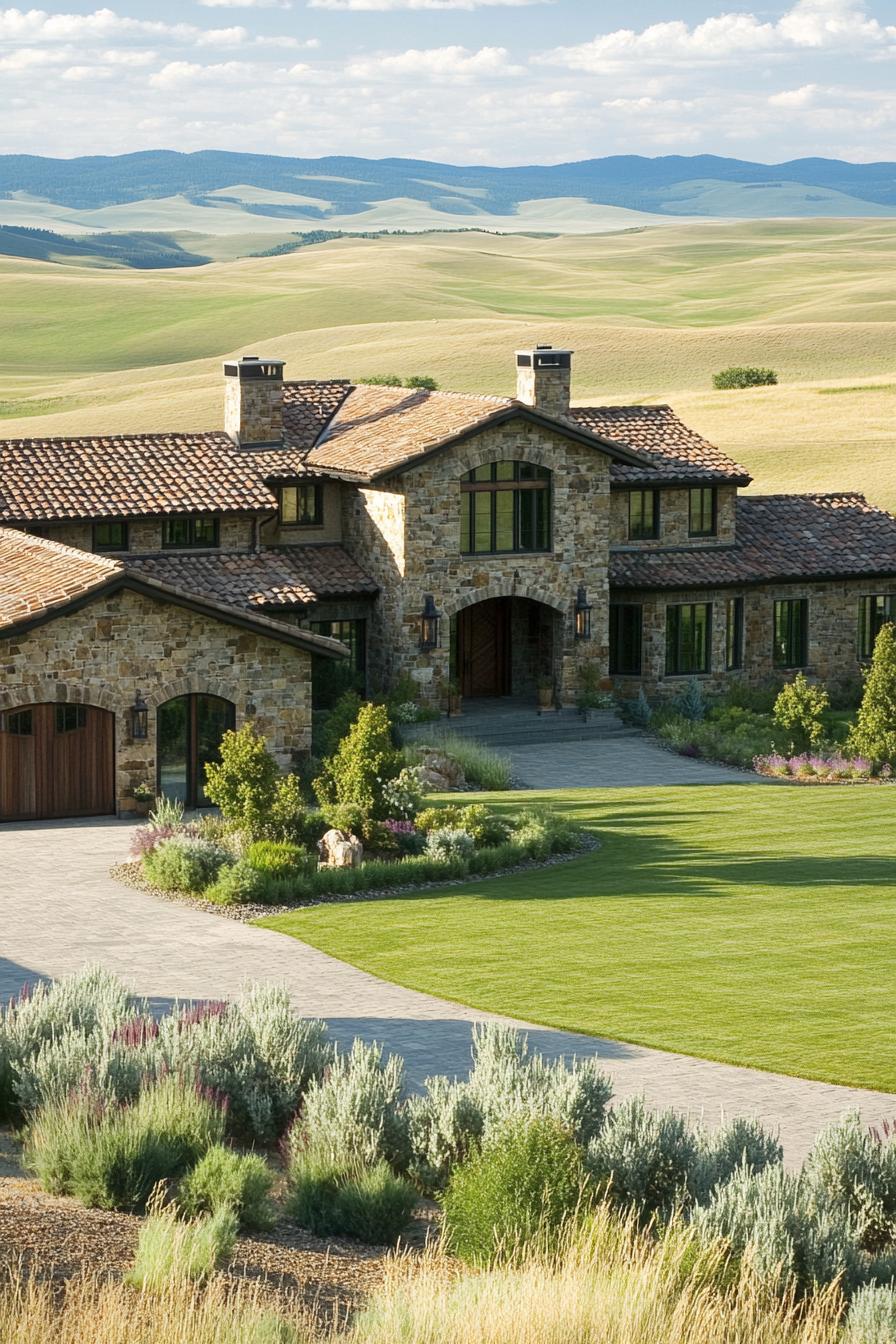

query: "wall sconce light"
xmin=245 ymin=698 xmax=257 ymax=718
xmin=420 ymin=594 xmax=442 ymax=651
xmin=574 ymin=585 xmax=592 ymax=641
xmin=130 ymin=691 xmax=149 ymax=741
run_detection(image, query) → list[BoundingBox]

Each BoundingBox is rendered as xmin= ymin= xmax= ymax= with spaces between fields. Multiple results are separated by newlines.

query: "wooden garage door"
xmin=0 ymin=703 xmax=115 ymax=821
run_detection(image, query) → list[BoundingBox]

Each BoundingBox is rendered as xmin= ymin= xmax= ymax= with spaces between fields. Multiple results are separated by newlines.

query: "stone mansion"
xmin=2 ymin=344 xmax=896 ymax=821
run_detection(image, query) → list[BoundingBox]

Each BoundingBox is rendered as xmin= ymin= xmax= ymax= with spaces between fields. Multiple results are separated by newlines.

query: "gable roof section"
xmin=609 ymin=494 xmax=896 ymax=589
xmin=569 ymin=406 xmax=751 ymax=485
xmin=127 ymin=545 xmax=378 ymax=610
xmin=0 ymin=529 xmax=348 ymax=657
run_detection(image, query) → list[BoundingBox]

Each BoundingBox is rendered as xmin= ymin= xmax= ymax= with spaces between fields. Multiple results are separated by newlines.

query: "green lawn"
xmin=259 ymin=786 xmax=896 ymax=1092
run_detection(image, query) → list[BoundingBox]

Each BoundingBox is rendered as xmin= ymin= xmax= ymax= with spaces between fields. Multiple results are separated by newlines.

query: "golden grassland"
xmin=2 ymin=219 xmax=895 ymax=506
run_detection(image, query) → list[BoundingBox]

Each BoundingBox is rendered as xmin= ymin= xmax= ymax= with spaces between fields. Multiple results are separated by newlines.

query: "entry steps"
xmin=401 ymin=701 xmax=639 ymax=750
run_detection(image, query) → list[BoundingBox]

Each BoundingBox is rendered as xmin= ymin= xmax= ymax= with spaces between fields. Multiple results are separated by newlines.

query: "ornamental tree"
xmin=849 ymin=623 xmax=896 ymax=765
xmin=772 ymin=673 xmax=829 ymax=752
xmin=313 ymin=701 xmax=402 ymax=822
xmin=203 ymin=722 xmax=278 ymax=833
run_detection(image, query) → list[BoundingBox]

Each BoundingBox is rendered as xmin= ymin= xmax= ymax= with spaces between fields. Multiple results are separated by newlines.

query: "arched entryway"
xmin=0 ymin=702 xmax=115 ymax=821
xmin=157 ymin=694 xmax=235 ymax=808
xmin=452 ymin=596 xmax=561 ymax=699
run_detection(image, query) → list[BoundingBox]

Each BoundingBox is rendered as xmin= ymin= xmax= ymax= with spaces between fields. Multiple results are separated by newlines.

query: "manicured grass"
xmin=259 ymin=786 xmax=896 ymax=1092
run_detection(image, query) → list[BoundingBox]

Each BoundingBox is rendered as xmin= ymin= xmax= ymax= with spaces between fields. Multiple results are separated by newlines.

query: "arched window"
xmin=460 ymin=461 xmax=552 ymax=555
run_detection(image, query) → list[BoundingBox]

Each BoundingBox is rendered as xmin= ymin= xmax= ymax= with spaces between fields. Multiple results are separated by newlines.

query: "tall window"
xmin=858 ymin=595 xmax=895 ymax=660
xmin=773 ymin=599 xmax=808 ymax=669
xmin=280 ymin=483 xmax=323 ymax=527
xmin=162 ymin=516 xmax=219 ymax=549
xmin=689 ymin=487 xmax=717 ymax=538
xmin=93 ymin=520 xmax=128 ymax=552
xmin=628 ymin=490 xmax=659 ymax=541
xmin=460 ymin=462 xmax=551 ymax=555
xmin=666 ymin=603 xmax=712 ymax=675
xmin=309 ymin=619 xmax=366 ymax=676
xmin=609 ymin=605 xmax=643 ymax=675
xmin=726 ymin=597 xmax=744 ymax=671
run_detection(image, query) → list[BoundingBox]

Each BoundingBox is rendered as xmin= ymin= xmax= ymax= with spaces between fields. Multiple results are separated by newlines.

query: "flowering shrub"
xmin=129 ymin=824 xmax=179 ymax=859
xmin=754 ymin=752 xmax=875 ymax=781
xmin=382 ymin=765 xmax=429 ymax=819
xmin=424 ymin=828 xmax=476 ymax=862
xmin=390 ymin=701 xmax=421 ymax=725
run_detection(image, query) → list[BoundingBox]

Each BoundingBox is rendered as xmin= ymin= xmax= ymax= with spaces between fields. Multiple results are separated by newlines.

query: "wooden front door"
xmin=0 ymin=703 xmax=115 ymax=821
xmin=457 ymin=598 xmax=512 ymax=698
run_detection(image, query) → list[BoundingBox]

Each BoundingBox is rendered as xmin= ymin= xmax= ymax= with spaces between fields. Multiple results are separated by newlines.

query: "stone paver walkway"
xmin=0 ymin=813 xmax=888 ymax=1166
xmin=507 ymin=734 xmax=770 ymax=789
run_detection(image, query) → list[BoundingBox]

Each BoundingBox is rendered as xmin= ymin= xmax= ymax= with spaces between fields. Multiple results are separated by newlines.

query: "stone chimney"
xmin=223 ymin=354 xmax=285 ymax=447
xmin=515 ymin=345 xmax=573 ymax=418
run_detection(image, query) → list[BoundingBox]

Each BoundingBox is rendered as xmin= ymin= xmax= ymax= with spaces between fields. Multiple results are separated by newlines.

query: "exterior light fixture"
xmin=420 ymin=594 xmax=442 ymax=652
xmin=131 ymin=691 xmax=149 ymax=741
xmin=245 ymin=698 xmax=257 ymax=718
xmin=574 ymin=585 xmax=592 ymax=641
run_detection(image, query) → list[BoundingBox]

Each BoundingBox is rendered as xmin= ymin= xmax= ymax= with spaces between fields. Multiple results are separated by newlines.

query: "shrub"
xmin=404 ymin=375 xmax=439 ymax=390
xmin=381 ymin=766 xmax=428 ymax=819
xmin=261 ymin=774 xmax=310 ymax=846
xmin=128 ymin=1202 xmax=237 ymax=1290
xmin=712 ymin=366 xmax=778 ymax=390
xmin=203 ymin=723 xmax=280 ymax=835
xmin=405 ymin=1075 xmax=484 ymax=1194
xmin=149 ymin=794 xmax=186 ymax=828
xmin=204 ymin=859 xmax=274 ymax=906
xmin=846 ymin=1284 xmax=896 ymax=1342
xmin=362 ymin=373 xmax=402 ymax=386
xmin=804 ymin=1113 xmax=896 ymax=1253
xmin=627 ymin=688 xmax=653 ymax=728
xmin=773 ymin=674 xmax=829 ymax=752
xmin=850 ymin=624 xmax=896 ymax=766
xmin=459 ymin=804 xmax=511 ymax=847
xmin=673 ymin=679 xmax=706 ymax=722
xmin=313 ymin=702 xmax=403 ymax=821
xmin=317 ymin=689 xmax=363 ymax=760
xmin=25 ymin=1074 xmax=226 ymax=1212
xmin=243 ymin=839 xmax=306 ymax=879
xmin=692 ymin=1116 xmax=783 ymax=1203
xmin=143 ymin=835 xmax=229 ymax=894
xmin=692 ymin=1162 xmax=862 ymax=1296
xmin=290 ymin=1038 xmax=409 ymax=1171
xmin=586 ymin=1097 xmax=699 ymax=1223
xmin=510 ymin=807 xmax=581 ymax=859
xmin=180 ymin=1145 xmax=275 ymax=1230
xmin=287 ymin=1151 xmax=416 ymax=1244
xmin=414 ymin=804 xmax=464 ymax=832
xmin=424 ymin=827 xmax=475 ymax=862
xmin=442 ymin=1117 xmax=587 ymax=1265
xmin=129 ymin=823 xmax=178 ymax=858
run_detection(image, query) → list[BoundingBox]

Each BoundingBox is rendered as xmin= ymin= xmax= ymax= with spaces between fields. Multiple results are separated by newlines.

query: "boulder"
xmin=318 ymin=828 xmax=364 ymax=869
xmin=418 ymin=750 xmax=466 ymax=790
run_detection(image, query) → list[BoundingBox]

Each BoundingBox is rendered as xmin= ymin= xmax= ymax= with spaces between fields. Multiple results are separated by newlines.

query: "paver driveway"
xmin=0 ymin=814 xmax=891 ymax=1165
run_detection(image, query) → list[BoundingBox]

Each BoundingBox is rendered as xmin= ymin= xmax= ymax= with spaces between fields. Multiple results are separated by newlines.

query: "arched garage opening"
xmin=0 ymin=702 xmax=115 ymax=821
xmin=157 ymin=693 xmax=235 ymax=808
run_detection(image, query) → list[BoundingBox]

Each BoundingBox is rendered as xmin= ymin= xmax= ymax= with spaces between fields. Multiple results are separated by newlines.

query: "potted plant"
xmin=132 ymin=782 xmax=155 ymax=818
xmin=537 ymin=677 xmax=555 ymax=711
xmin=446 ymin=678 xmax=463 ymax=717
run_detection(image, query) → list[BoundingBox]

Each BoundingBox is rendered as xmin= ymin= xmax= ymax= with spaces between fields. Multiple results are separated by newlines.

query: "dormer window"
xmin=93 ymin=520 xmax=129 ymax=553
xmin=460 ymin=461 xmax=551 ymax=555
xmin=162 ymin=516 xmax=219 ymax=549
xmin=628 ymin=489 xmax=659 ymax=541
xmin=279 ymin=483 xmax=323 ymax=528
xmin=689 ymin=488 xmax=717 ymax=538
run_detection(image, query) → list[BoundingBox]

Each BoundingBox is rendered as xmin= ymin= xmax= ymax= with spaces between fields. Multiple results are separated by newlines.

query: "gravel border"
xmin=111 ymin=834 xmax=601 ymax=925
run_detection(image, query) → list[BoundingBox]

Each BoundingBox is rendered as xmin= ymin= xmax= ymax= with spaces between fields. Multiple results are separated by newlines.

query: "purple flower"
xmin=383 ymin=819 xmax=415 ymax=835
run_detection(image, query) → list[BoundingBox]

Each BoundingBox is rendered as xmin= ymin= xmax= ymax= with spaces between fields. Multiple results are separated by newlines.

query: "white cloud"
xmin=347 ymin=45 xmax=523 ymax=80
xmin=198 ymin=0 xmax=291 ymax=8
xmin=310 ymin=0 xmax=544 ymax=9
xmin=769 ymin=83 xmax=820 ymax=107
xmin=541 ymin=0 xmax=896 ymax=73
xmin=148 ymin=58 xmax=254 ymax=86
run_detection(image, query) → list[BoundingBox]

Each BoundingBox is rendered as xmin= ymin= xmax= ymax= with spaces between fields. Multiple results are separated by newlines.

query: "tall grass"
xmin=127 ymin=1204 xmax=237 ymax=1291
xmin=404 ymin=733 xmax=512 ymax=791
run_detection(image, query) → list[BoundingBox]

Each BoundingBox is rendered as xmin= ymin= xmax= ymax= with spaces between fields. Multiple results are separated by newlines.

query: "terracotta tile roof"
xmin=569 ymin=406 xmax=751 ymax=485
xmin=127 ymin=545 xmax=378 ymax=610
xmin=610 ymin=494 xmax=896 ymax=590
xmin=0 ymin=528 xmax=350 ymax=657
xmin=0 ymin=432 xmax=277 ymax=523
xmin=282 ymin=380 xmax=354 ymax=450
xmin=0 ymin=527 xmax=122 ymax=630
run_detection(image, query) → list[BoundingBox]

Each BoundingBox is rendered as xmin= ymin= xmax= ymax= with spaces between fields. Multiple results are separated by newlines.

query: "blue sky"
xmin=1 ymin=0 xmax=894 ymax=161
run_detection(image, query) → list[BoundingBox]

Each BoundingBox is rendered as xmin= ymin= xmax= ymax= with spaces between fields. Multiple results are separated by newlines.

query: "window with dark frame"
xmin=2 ymin=708 xmax=33 ymax=735
xmin=55 ymin=704 xmax=86 ymax=734
xmin=666 ymin=602 xmax=712 ymax=676
xmin=689 ymin=487 xmax=717 ymax=537
xmin=460 ymin=461 xmax=551 ymax=555
xmin=609 ymin=605 xmax=643 ymax=675
xmin=93 ymin=520 xmax=129 ymax=552
xmin=858 ymin=595 xmax=896 ymax=660
xmin=773 ymin=599 xmax=808 ymax=669
xmin=161 ymin=516 xmax=220 ymax=549
xmin=280 ymin=483 xmax=323 ymax=527
xmin=628 ymin=489 xmax=659 ymax=541
xmin=309 ymin=619 xmax=367 ymax=675
xmin=726 ymin=597 xmax=744 ymax=671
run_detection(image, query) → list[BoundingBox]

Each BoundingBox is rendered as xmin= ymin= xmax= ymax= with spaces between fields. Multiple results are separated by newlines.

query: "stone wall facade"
xmin=0 ymin=587 xmax=312 ymax=814
xmin=23 ymin=513 xmax=256 ymax=556
xmin=224 ymin=376 xmax=282 ymax=447
xmin=609 ymin=485 xmax=737 ymax=548
xmin=341 ymin=417 xmax=612 ymax=706
xmin=610 ymin=577 xmax=896 ymax=701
